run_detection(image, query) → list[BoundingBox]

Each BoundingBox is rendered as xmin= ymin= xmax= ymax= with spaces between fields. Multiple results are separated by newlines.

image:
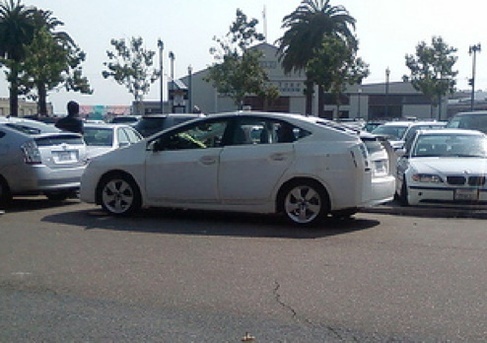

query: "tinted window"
xmin=35 ymin=135 xmax=85 ymax=146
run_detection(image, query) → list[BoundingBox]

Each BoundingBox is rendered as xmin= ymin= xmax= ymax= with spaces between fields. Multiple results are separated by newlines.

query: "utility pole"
xmin=169 ymin=51 xmax=175 ymax=113
xmin=385 ymin=67 xmax=390 ymax=118
xmin=469 ymin=43 xmax=481 ymax=111
xmin=157 ymin=39 xmax=164 ymax=114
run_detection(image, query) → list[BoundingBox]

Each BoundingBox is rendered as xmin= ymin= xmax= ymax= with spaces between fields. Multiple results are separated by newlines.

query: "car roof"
xmin=416 ymin=128 xmax=485 ymax=136
xmin=140 ymin=113 xmax=204 ymax=119
xmin=453 ymin=111 xmax=487 ymax=116
xmin=84 ymin=123 xmax=135 ymax=129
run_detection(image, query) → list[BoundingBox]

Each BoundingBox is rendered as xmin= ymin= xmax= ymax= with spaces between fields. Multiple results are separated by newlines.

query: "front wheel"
xmin=398 ymin=180 xmax=409 ymax=206
xmin=280 ymin=181 xmax=328 ymax=226
xmin=99 ymin=174 xmax=141 ymax=215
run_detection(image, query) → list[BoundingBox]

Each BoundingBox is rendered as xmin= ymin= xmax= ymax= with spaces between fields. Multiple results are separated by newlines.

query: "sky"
xmin=3 ymin=0 xmax=486 ymax=113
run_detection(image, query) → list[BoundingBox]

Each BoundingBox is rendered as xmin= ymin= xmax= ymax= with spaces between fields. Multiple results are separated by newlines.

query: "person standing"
xmin=55 ymin=101 xmax=84 ymax=134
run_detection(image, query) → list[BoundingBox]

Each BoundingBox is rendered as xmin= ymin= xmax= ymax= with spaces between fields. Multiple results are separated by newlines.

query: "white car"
xmin=80 ymin=112 xmax=395 ymax=226
xmin=0 ymin=117 xmax=87 ymax=204
xmin=372 ymin=120 xmax=446 ymax=150
xmin=83 ymin=123 xmax=142 ymax=159
xmin=396 ymin=129 xmax=487 ymax=206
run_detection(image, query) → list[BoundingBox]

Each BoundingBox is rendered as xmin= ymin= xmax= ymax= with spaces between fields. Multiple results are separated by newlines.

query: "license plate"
xmin=54 ymin=150 xmax=78 ymax=163
xmin=454 ymin=188 xmax=479 ymax=201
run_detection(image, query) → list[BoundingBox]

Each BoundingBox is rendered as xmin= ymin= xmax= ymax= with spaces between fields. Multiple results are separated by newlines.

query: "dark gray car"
xmin=134 ymin=113 xmax=205 ymax=137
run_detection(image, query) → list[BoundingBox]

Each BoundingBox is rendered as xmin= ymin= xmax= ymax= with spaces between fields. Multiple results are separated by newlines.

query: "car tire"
xmin=279 ymin=180 xmax=328 ymax=226
xmin=0 ymin=178 xmax=12 ymax=207
xmin=99 ymin=173 xmax=141 ymax=215
xmin=398 ymin=180 xmax=409 ymax=206
xmin=46 ymin=191 xmax=71 ymax=202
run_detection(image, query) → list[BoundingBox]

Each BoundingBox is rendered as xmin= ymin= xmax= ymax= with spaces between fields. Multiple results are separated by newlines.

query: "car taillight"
xmin=21 ymin=140 xmax=42 ymax=164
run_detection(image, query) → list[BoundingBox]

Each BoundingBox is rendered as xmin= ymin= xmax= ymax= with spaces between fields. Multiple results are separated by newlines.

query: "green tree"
xmin=404 ymin=36 xmax=458 ymax=119
xmin=277 ymin=0 xmax=356 ymax=115
xmin=308 ymin=35 xmax=369 ymax=118
xmin=20 ymin=9 xmax=92 ymax=116
xmin=205 ymin=9 xmax=278 ymax=110
xmin=102 ymin=36 xmax=159 ymax=113
xmin=0 ymin=0 xmax=35 ymax=116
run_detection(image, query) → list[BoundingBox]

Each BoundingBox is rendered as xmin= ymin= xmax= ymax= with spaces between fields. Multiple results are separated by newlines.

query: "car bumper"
xmin=7 ymin=164 xmax=84 ymax=194
xmin=362 ymin=174 xmax=396 ymax=207
xmin=408 ymin=186 xmax=487 ymax=207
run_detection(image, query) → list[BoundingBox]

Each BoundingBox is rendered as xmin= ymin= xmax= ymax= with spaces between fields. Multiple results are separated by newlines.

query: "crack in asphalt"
xmin=273 ymin=280 xmax=362 ymax=342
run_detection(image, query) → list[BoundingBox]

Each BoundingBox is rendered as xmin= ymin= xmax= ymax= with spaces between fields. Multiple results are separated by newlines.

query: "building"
xmin=0 ymin=97 xmax=51 ymax=117
xmin=145 ymin=43 xmax=444 ymax=121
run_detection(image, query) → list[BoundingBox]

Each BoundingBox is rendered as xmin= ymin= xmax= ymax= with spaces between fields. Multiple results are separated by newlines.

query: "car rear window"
xmin=35 ymin=135 xmax=85 ymax=146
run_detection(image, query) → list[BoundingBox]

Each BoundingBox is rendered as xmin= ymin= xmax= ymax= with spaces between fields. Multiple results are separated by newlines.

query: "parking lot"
xmin=1 ymin=198 xmax=486 ymax=342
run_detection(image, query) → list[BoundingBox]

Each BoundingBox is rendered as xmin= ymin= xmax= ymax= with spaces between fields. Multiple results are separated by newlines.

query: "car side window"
xmin=151 ymin=120 xmax=227 ymax=151
xmin=118 ymin=128 xmax=130 ymax=146
xmin=228 ymin=118 xmax=305 ymax=146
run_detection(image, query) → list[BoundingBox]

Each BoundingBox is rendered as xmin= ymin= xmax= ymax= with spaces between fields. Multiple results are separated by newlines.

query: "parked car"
xmin=0 ymin=117 xmax=88 ymax=205
xmin=80 ymin=111 xmax=395 ymax=226
xmin=395 ymin=129 xmax=487 ymax=207
xmin=83 ymin=123 xmax=142 ymax=159
xmin=372 ymin=120 xmax=446 ymax=150
xmin=133 ymin=113 xmax=205 ymax=137
xmin=446 ymin=110 xmax=487 ymax=134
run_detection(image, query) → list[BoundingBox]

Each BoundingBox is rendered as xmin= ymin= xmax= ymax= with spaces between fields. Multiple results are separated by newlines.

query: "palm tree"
xmin=0 ymin=0 xmax=35 ymax=116
xmin=277 ymin=0 xmax=356 ymax=115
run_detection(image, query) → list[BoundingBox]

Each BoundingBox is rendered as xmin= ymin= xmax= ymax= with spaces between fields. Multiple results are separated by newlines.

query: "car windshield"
xmin=412 ymin=134 xmax=487 ymax=158
xmin=371 ymin=125 xmax=408 ymax=140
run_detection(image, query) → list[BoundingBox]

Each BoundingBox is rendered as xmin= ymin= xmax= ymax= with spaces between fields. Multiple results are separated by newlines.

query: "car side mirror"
xmin=395 ymin=148 xmax=407 ymax=158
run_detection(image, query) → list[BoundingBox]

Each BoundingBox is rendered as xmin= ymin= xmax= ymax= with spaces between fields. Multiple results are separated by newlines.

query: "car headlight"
xmin=411 ymin=173 xmax=443 ymax=183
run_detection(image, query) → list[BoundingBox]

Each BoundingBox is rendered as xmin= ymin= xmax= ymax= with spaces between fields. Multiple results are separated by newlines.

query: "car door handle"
xmin=200 ymin=156 xmax=217 ymax=165
xmin=270 ymin=153 xmax=287 ymax=161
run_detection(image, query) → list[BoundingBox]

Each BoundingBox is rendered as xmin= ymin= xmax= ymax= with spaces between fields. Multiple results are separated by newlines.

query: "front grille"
xmin=468 ymin=176 xmax=486 ymax=186
xmin=447 ymin=176 xmax=466 ymax=185
xmin=446 ymin=175 xmax=486 ymax=186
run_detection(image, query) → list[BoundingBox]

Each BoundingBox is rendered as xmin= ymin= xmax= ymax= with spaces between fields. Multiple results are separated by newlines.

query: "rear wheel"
xmin=0 ymin=178 xmax=12 ymax=207
xmin=99 ymin=174 xmax=141 ymax=215
xmin=280 ymin=180 xmax=328 ymax=226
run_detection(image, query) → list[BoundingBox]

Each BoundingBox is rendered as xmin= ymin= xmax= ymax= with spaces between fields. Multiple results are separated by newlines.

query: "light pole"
xmin=385 ymin=67 xmax=390 ymax=118
xmin=168 ymin=51 xmax=175 ymax=113
xmin=157 ymin=39 xmax=164 ymax=114
xmin=357 ymin=87 xmax=362 ymax=118
xmin=188 ymin=65 xmax=193 ymax=112
xmin=469 ymin=43 xmax=481 ymax=111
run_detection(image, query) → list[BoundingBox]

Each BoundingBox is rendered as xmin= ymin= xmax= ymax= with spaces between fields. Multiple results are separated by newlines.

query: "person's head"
xmin=67 ymin=101 xmax=79 ymax=117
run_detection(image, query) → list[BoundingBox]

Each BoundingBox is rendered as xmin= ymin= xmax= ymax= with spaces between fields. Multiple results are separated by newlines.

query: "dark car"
xmin=446 ymin=111 xmax=487 ymax=134
xmin=133 ymin=113 xmax=205 ymax=137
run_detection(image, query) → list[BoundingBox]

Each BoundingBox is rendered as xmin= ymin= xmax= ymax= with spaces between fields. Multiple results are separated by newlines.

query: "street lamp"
xmin=168 ymin=51 xmax=175 ymax=113
xmin=385 ymin=67 xmax=390 ymax=118
xmin=188 ymin=65 xmax=193 ymax=112
xmin=157 ymin=39 xmax=164 ymax=113
xmin=469 ymin=43 xmax=481 ymax=111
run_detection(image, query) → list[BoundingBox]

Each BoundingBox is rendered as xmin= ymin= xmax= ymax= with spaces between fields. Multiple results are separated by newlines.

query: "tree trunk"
xmin=318 ymin=84 xmax=325 ymax=118
xmin=305 ymin=79 xmax=313 ymax=116
xmin=8 ymin=63 xmax=19 ymax=117
xmin=38 ymin=83 xmax=47 ymax=116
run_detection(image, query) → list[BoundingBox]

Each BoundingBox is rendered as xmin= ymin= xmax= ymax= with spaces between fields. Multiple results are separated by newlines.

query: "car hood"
xmin=411 ymin=157 xmax=487 ymax=174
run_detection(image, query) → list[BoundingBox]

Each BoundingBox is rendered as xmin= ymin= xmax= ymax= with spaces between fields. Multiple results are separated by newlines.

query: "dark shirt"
xmin=55 ymin=116 xmax=84 ymax=134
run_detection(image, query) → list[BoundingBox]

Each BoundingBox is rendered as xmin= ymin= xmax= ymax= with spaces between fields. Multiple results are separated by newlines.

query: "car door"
xmin=218 ymin=117 xmax=295 ymax=204
xmin=144 ymin=119 xmax=227 ymax=204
